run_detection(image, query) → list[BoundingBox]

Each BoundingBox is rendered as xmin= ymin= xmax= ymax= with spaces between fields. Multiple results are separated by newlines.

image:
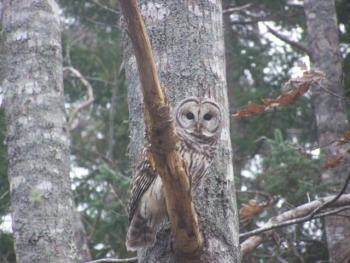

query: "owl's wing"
xmin=128 ymin=147 xmax=157 ymax=224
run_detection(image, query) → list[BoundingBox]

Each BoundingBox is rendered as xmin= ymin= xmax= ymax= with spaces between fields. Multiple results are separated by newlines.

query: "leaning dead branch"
xmin=240 ymin=197 xmax=350 ymax=240
xmin=240 ymin=171 xmax=350 ymax=257
xmin=222 ymin=3 xmax=252 ymax=14
xmin=119 ymin=0 xmax=202 ymax=256
xmin=241 ymin=198 xmax=350 ymax=257
xmin=63 ymin=66 xmax=95 ymax=130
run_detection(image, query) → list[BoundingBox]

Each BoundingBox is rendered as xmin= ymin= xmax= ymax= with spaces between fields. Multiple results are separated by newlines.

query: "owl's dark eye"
xmin=186 ymin=112 xmax=195 ymax=120
xmin=203 ymin=113 xmax=213 ymax=121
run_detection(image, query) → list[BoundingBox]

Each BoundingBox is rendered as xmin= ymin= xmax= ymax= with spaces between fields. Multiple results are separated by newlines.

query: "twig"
xmin=0 ymin=190 xmax=9 ymax=201
xmin=87 ymin=208 xmax=102 ymax=242
xmin=317 ymin=84 xmax=350 ymax=103
xmin=70 ymin=145 xmax=131 ymax=181
xmin=85 ymin=257 xmax=138 ymax=263
xmin=231 ymin=17 xmax=272 ymax=25
xmin=240 ymin=205 xmax=350 ymax=239
xmin=266 ymin=25 xmax=312 ymax=57
xmin=63 ymin=67 xmax=95 ymax=130
xmin=222 ymin=3 xmax=252 ymax=14
xmin=91 ymin=0 xmax=120 ymax=15
xmin=84 ymin=17 xmax=119 ymax=29
xmin=85 ymin=77 xmax=115 ymax=85
xmin=109 ymin=183 xmax=128 ymax=215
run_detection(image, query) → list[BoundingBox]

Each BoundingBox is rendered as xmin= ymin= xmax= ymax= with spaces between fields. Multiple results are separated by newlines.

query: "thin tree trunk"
xmin=222 ymin=0 xmax=246 ymax=189
xmin=2 ymin=1 xmax=85 ymax=262
xmin=304 ymin=0 xmax=350 ymax=262
xmin=124 ymin=0 xmax=240 ymax=262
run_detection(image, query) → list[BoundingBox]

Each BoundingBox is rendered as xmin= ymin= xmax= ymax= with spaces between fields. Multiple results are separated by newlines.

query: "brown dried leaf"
xmin=232 ymin=109 xmax=253 ymax=118
xmin=232 ymin=70 xmax=325 ymax=119
xmin=322 ymin=156 xmax=344 ymax=169
xmin=233 ymin=101 xmax=265 ymax=118
xmin=344 ymin=130 xmax=350 ymax=140
xmin=239 ymin=200 xmax=271 ymax=221
xmin=246 ymin=101 xmax=265 ymax=114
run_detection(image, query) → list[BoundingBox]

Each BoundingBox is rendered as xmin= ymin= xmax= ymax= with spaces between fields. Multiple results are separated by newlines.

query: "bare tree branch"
xmin=308 ymin=170 xmax=350 ymax=217
xmin=91 ymin=0 xmax=120 ymax=15
xmin=119 ymin=0 xmax=202 ymax=256
xmin=241 ymin=170 xmax=350 ymax=238
xmin=85 ymin=257 xmax=138 ymax=263
xmin=63 ymin=67 xmax=95 ymax=130
xmin=0 ymin=190 xmax=9 ymax=201
xmin=223 ymin=3 xmax=252 ymax=14
xmin=231 ymin=18 xmax=272 ymax=25
xmin=240 ymin=193 xmax=350 ymax=257
xmin=266 ymin=25 xmax=312 ymax=57
xmin=240 ymin=169 xmax=350 ymax=256
xmin=241 ymin=204 xmax=350 ymax=240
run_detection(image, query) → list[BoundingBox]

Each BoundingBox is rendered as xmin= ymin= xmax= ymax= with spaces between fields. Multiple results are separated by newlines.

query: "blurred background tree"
xmin=0 ymin=0 xmax=349 ymax=262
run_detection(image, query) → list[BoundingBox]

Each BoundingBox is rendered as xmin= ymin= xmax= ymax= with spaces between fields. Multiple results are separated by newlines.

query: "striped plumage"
xmin=126 ymin=97 xmax=222 ymax=251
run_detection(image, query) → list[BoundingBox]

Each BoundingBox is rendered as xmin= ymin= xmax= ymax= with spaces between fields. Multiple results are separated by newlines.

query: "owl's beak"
xmin=195 ymin=123 xmax=202 ymax=132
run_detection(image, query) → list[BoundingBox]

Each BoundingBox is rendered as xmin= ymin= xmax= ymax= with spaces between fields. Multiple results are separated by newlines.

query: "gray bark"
xmin=124 ymin=0 xmax=240 ymax=262
xmin=304 ymin=0 xmax=350 ymax=262
xmin=2 ymin=0 xmax=82 ymax=262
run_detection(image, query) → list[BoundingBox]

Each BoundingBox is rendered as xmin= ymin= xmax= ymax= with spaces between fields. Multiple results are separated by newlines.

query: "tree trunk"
xmin=304 ymin=0 xmax=350 ymax=262
xmin=2 ymin=1 xmax=84 ymax=262
xmin=222 ymin=0 xmax=246 ymax=189
xmin=124 ymin=0 xmax=240 ymax=262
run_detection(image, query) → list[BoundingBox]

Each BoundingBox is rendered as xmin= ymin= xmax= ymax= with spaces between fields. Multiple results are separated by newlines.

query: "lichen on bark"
xmin=2 ymin=1 xmax=82 ymax=262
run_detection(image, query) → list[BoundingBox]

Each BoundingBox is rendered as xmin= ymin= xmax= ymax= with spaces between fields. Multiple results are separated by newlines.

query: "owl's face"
xmin=175 ymin=97 xmax=222 ymax=138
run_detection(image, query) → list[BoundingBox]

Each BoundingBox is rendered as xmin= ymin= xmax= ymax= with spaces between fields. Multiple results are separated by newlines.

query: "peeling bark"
xmin=304 ymin=0 xmax=350 ymax=262
xmin=2 ymin=1 xmax=83 ymax=262
xmin=123 ymin=0 xmax=240 ymax=262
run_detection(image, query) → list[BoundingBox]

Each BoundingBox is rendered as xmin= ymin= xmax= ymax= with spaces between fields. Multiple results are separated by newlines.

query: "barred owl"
xmin=126 ymin=97 xmax=223 ymax=251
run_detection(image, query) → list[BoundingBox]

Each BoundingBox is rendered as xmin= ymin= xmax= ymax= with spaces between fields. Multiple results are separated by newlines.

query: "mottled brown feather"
xmin=128 ymin=147 xmax=157 ymax=224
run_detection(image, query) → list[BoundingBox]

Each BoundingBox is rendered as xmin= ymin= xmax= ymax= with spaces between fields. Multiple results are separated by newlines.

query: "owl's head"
xmin=175 ymin=97 xmax=223 ymax=139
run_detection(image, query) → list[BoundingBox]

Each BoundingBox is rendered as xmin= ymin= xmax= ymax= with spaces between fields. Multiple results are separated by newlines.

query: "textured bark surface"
xmin=124 ymin=0 xmax=240 ymax=262
xmin=304 ymin=0 xmax=350 ymax=262
xmin=119 ymin=0 xmax=202 ymax=255
xmin=2 ymin=1 xmax=80 ymax=262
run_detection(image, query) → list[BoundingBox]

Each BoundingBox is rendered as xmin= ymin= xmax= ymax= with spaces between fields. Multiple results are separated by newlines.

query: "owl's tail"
xmin=126 ymin=211 xmax=156 ymax=251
